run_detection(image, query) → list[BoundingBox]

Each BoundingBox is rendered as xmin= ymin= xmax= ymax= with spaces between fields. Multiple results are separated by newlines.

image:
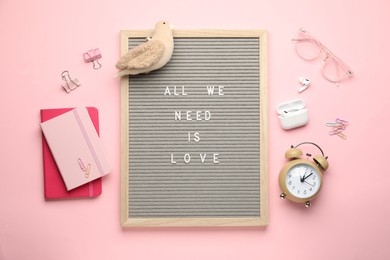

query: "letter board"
xmin=120 ymin=30 xmax=268 ymax=227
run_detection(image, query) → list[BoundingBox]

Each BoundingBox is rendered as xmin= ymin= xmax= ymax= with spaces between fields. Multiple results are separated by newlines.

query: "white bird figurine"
xmin=115 ymin=21 xmax=174 ymax=77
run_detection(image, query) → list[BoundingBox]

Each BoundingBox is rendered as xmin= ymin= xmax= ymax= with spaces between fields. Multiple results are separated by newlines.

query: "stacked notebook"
xmin=40 ymin=107 xmax=111 ymax=200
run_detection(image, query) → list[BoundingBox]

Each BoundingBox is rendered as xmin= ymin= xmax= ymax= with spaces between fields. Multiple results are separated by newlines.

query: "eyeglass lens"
xmin=294 ymin=38 xmax=321 ymax=60
xmin=322 ymin=55 xmax=348 ymax=84
xmin=293 ymin=30 xmax=352 ymax=85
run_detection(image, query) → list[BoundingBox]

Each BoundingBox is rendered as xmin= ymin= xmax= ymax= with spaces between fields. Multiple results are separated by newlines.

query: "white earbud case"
xmin=276 ymin=99 xmax=309 ymax=130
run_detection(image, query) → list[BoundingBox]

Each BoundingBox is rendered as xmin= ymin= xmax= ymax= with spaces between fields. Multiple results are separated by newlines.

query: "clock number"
xmin=303 ymin=190 xmax=307 ymax=195
xmin=288 ymin=181 xmax=292 ymax=185
xmin=288 ymin=174 xmax=292 ymax=178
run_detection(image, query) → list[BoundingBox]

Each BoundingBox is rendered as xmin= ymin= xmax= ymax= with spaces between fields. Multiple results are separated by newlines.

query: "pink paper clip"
xmin=61 ymin=71 xmax=81 ymax=93
xmin=83 ymin=48 xmax=102 ymax=69
xmin=326 ymin=118 xmax=349 ymax=140
xmin=77 ymin=158 xmax=86 ymax=171
xmin=336 ymin=118 xmax=349 ymax=126
xmin=329 ymin=127 xmax=344 ymax=135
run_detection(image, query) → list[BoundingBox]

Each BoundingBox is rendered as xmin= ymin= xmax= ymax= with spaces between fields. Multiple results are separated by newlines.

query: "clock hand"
xmin=302 ymin=172 xmax=314 ymax=182
xmin=300 ymin=167 xmax=309 ymax=182
xmin=299 ymin=167 xmax=308 ymax=183
xmin=304 ymin=180 xmax=314 ymax=187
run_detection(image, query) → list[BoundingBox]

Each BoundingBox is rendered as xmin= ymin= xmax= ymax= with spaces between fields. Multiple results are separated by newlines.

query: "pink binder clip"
xmin=61 ymin=71 xmax=81 ymax=93
xmin=83 ymin=48 xmax=102 ymax=69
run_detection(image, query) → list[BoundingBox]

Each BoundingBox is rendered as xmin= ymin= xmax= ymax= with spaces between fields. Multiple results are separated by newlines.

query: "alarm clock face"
xmin=285 ymin=163 xmax=321 ymax=199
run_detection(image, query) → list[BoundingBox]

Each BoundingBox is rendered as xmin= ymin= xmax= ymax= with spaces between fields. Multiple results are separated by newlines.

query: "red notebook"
xmin=41 ymin=107 xmax=102 ymax=199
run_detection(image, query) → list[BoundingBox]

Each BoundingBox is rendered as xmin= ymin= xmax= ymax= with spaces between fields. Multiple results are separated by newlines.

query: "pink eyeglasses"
xmin=292 ymin=28 xmax=353 ymax=86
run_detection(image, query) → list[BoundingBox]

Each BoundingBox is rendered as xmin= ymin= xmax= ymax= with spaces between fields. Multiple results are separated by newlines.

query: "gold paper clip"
xmin=85 ymin=164 xmax=91 ymax=178
xmin=336 ymin=132 xmax=347 ymax=140
xmin=61 ymin=71 xmax=81 ymax=93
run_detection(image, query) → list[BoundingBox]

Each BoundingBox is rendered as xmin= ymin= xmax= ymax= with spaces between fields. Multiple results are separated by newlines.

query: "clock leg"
xmin=305 ymin=201 xmax=311 ymax=207
xmin=280 ymin=193 xmax=286 ymax=199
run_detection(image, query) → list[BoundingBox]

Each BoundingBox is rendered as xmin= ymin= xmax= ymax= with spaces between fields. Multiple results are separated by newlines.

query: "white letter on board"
xmin=213 ymin=153 xmax=219 ymax=164
xmin=173 ymin=86 xmax=179 ymax=96
xmin=200 ymin=153 xmax=207 ymax=163
xmin=196 ymin=111 xmax=202 ymax=120
xmin=206 ymin=85 xmax=215 ymax=95
xmin=170 ymin=154 xmax=176 ymax=164
xmin=186 ymin=111 xmax=192 ymax=120
xmin=164 ymin=86 xmax=171 ymax=96
xmin=182 ymin=86 xmax=187 ymax=96
xmin=174 ymin=111 xmax=181 ymax=120
xmin=205 ymin=111 xmax=211 ymax=120
xmin=194 ymin=132 xmax=200 ymax=142
xmin=184 ymin=154 xmax=191 ymax=163
xmin=188 ymin=132 xmax=200 ymax=142
xmin=218 ymin=86 xmax=224 ymax=95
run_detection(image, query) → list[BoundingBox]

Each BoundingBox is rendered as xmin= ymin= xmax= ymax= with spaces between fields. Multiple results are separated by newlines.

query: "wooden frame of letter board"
xmin=120 ymin=29 xmax=268 ymax=227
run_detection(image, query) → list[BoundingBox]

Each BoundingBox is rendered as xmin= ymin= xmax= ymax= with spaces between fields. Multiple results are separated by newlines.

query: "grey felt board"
xmin=127 ymin=37 xmax=261 ymax=218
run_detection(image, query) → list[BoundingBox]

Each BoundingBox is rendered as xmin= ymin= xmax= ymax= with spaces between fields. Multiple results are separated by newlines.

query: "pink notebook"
xmin=40 ymin=107 xmax=111 ymax=191
xmin=41 ymin=107 xmax=102 ymax=199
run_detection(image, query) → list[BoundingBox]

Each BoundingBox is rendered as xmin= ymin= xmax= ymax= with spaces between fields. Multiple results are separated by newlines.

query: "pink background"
xmin=1 ymin=0 xmax=389 ymax=259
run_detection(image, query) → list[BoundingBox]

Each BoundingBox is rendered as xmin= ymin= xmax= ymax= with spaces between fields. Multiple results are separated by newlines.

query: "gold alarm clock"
xmin=279 ymin=142 xmax=329 ymax=207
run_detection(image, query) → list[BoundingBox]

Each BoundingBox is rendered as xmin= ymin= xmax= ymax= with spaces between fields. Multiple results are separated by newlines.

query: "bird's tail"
xmin=113 ymin=69 xmax=132 ymax=78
